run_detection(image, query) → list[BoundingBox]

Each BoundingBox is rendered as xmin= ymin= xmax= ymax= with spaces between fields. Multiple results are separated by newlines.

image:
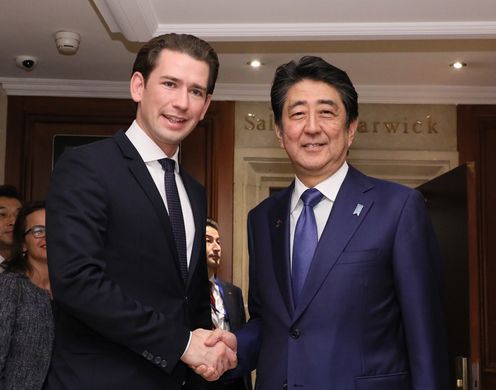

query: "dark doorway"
xmin=417 ymin=163 xmax=478 ymax=390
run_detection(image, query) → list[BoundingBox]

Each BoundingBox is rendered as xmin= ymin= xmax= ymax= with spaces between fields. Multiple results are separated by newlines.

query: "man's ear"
xmin=275 ymin=124 xmax=284 ymax=148
xmin=130 ymin=72 xmax=145 ymax=103
xmin=199 ymin=94 xmax=212 ymax=120
xmin=346 ymin=119 xmax=358 ymax=148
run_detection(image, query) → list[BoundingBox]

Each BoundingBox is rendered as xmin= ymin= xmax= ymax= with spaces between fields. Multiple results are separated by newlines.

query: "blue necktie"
xmin=292 ymin=188 xmax=323 ymax=305
xmin=159 ymin=158 xmax=188 ymax=282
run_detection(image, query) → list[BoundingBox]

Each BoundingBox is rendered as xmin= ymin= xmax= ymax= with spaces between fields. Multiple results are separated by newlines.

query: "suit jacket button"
xmin=283 ymin=381 xmax=288 ymax=389
xmin=290 ymin=328 xmax=301 ymax=338
xmin=154 ymin=356 xmax=162 ymax=364
xmin=142 ymin=350 xmax=149 ymax=358
xmin=160 ymin=359 xmax=168 ymax=368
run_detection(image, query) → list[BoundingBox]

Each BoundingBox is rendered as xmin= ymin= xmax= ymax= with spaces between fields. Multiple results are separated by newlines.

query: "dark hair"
xmin=0 ymin=184 xmax=22 ymax=202
xmin=206 ymin=217 xmax=219 ymax=231
xmin=270 ymin=56 xmax=358 ymax=129
xmin=132 ymin=33 xmax=219 ymax=95
xmin=6 ymin=201 xmax=45 ymax=274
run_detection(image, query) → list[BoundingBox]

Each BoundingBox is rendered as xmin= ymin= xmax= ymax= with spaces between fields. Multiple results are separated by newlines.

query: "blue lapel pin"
xmin=353 ymin=203 xmax=364 ymax=216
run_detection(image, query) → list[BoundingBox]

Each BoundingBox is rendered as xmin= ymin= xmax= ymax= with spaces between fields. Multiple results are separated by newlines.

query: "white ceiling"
xmin=1 ymin=0 xmax=496 ymax=103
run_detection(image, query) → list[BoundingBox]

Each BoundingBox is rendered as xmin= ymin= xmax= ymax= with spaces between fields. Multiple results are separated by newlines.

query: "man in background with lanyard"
xmin=206 ymin=218 xmax=252 ymax=390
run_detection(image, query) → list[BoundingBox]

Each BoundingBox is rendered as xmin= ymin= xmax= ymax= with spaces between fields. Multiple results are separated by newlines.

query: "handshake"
xmin=181 ymin=328 xmax=238 ymax=381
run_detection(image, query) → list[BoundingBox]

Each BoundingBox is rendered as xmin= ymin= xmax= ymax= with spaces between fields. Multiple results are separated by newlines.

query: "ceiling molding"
xmin=356 ymin=85 xmax=496 ymax=104
xmin=0 ymin=78 xmax=131 ymax=99
xmin=93 ymin=1 xmax=496 ymax=42
xmin=155 ymin=22 xmax=496 ymax=41
xmin=2 ymin=77 xmax=496 ymax=104
xmin=93 ymin=0 xmax=157 ymax=41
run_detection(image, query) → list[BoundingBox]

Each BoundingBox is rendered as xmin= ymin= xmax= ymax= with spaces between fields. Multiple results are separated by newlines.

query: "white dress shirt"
xmin=289 ymin=161 xmax=349 ymax=269
xmin=126 ymin=120 xmax=195 ymax=267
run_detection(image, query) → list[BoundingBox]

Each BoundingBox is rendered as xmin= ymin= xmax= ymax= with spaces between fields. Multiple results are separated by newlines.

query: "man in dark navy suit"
xmin=45 ymin=33 xmax=236 ymax=390
xmin=212 ymin=56 xmax=450 ymax=390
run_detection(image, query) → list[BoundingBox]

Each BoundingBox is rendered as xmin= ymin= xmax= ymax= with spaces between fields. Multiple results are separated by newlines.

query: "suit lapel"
xmin=293 ymin=166 xmax=375 ymax=321
xmin=268 ymin=184 xmax=295 ymax=317
xmin=219 ymin=281 xmax=239 ymax=330
xmin=113 ymin=131 xmax=184 ymax=284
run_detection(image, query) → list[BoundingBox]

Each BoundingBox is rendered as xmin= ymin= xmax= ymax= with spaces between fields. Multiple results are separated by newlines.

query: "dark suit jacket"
xmin=235 ymin=165 xmax=449 ymax=390
xmin=45 ymin=130 xmax=213 ymax=390
xmin=216 ymin=279 xmax=252 ymax=390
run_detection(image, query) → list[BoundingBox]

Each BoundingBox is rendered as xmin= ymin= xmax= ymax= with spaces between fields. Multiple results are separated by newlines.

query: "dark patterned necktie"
xmin=210 ymin=281 xmax=218 ymax=329
xmin=292 ymin=188 xmax=323 ymax=306
xmin=158 ymin=158 xmax=188 ymax=282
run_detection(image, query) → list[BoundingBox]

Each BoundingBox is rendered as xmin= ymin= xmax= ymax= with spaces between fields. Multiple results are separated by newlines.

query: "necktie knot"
xmin=301 ymin=188 xmax=323 ymax=208
xmin=159 ymin=158 xmax=175 ymax=173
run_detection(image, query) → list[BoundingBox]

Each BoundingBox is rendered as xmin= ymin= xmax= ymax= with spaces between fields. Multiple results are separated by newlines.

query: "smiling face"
xmin=276 ymin=79 xmax=357 ymax=187
xmin=22 ymin=209 xmax=47 ymax=265
xmin=131 ymin=49 xmax=212 ymax=156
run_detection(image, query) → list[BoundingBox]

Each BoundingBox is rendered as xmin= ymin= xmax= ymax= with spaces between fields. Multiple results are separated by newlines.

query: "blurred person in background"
xmin=0 ymin=185 xmax=22 ymax=271
xmin=206 ymin=218 xmax=251 ymax=390
xmin=0 ymin=201 xmax=53 ymax=390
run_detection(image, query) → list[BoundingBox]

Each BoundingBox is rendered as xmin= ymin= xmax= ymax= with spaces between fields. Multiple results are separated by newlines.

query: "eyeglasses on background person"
xmin=24 ymin=225 xmax=46 ymax=238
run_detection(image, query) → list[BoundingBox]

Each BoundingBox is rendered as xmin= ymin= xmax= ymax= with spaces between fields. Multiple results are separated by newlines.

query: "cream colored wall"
xmin=232 ymin=101 xmax=459 ymax=300
xmin=0 ymin=87 xmax=7 ymax=184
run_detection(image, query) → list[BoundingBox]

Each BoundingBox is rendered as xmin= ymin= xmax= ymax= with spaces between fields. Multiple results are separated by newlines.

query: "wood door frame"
xmin=5 ymin=96 xmax=137 ymax=193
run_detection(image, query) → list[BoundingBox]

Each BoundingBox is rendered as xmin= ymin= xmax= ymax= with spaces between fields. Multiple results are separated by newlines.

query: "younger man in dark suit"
xmin=46 ymin=33 xmax=236 ymax=390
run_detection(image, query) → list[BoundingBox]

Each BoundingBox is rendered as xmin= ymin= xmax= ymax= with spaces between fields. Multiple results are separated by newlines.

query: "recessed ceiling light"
xmin=248 ymin=59 xmax=262 ymax=68
xmin=450 ymin=62 xmax=467 ymax=70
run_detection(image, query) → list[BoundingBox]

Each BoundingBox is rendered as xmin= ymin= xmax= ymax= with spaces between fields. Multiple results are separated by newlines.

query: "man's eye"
xmin=163 ymin=81 xmax=175 ymax=88
xmin=191 ymin=89 xmax=204 ymax=97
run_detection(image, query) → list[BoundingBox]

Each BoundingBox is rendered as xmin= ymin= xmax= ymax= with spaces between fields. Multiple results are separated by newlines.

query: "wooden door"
xmin=417 ymin=163 xmax=479 ymax=389
xmin=5 ymin=96 xmax=136 ymax=200
xmin=458 ymin=105 xmax=496 ymax=389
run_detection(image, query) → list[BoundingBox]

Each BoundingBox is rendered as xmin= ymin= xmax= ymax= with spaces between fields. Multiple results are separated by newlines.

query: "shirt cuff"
xmin=181 ymin=331 xmax=192 ymax=358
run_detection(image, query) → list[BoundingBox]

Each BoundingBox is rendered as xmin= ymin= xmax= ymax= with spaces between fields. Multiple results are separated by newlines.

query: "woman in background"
xmin=0 ymin=201 xmax=53 ymax=390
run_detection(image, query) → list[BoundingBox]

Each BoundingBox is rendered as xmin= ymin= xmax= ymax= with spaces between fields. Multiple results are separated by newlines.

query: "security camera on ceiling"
xmin=15 ymin=55 xmax=39 ymax=71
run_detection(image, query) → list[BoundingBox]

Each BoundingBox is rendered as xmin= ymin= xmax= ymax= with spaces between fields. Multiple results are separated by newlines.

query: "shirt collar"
xmin=125 ymin=120 xmax=180 ymax=172
xmin=291 ymin=161 xmax=349 ymax=213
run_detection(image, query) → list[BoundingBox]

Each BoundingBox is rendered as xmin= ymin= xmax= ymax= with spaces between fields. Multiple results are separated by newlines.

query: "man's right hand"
xmin=181 ymin=328 xmax=237 ymax=381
